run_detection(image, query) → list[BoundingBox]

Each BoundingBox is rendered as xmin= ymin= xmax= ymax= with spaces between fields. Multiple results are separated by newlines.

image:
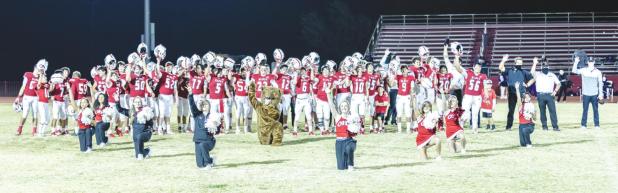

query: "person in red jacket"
xmin=373 ymin=85 xmax=390 ymax=133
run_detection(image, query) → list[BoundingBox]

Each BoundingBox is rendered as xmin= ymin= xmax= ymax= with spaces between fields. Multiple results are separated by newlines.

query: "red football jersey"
xmin=129 ymin=74 xmax=148 ymax=97
xmin=334 ymin=72 xmax=350 ymax=94
xmin=189 ymin=71 xmax=206 ymax=95
xmin=51 ymin=82 xmax=67 ymax=102
xmin=93 ymin=75 xmax=107 ymax=92
xmin=69 ymin=78 xmax=89 ymax=100
xmin=366 ymin=73 xmax=381 ymax=96
xmin=481 ymin=90 xmax=496 ymax=111
xmin=315 ymin=75 xmax=334 ymax=101
xmin=36 ymin=83 xmax=50 ymax=103
xmin=233 ymin=74 xmax=248 ymax=97
xmin=350 ymin=75 xmax=368 ymax=95
xmin=159 ymin=71 xmax=177 ymax=95
xmin=295 ymin=76 xmax=313 ymax=95
xmin=22 ymin=72 xmax=39 ymax=97
xmin=106 ymin=81 xmax=120 ymax=103
xmin=208 ymin=75 xmax=228 ymax=99
xmin=396 ymin=75 xmax=416 ymax=96
xmin=463 ymin=70 xmax=487 ymax=96
xmin=436 ymin=73 xmax=453 ymax=94
xmin=251 ymin=74 xmax=275 ymax=98
xmin=276 ymin=73 xmax=292 ymax=95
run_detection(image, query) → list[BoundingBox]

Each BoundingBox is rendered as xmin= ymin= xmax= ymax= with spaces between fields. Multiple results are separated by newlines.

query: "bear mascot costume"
xmin=248 ymin=82 xmax=284 ymax=146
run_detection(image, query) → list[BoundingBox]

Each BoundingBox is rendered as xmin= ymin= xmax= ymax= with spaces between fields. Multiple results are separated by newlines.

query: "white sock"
xmin=406 ymin=122 xmax=411 ymax=131
xmin=397 ymin=123 xmax=402 ymax=133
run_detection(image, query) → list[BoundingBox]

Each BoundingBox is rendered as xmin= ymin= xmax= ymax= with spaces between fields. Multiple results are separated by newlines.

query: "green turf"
xmin=0 ymin=103 xmax=617 ymax=193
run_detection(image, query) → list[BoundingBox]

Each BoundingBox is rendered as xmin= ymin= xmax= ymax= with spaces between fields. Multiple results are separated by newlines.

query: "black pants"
xmin=506 ymin=87 xmax=518 ymax=129
xmin=290 ymin=97 xmax=296 ymax=127
xmin=519 ymin=123 xmax=534 ymax=146
xmin=385 ymin=89 xmax=398 ymax=124
xmin=133 ymin=131 xmax=152 ymax=158
xmin=335 ymin=138 xmax=356 ymax=170
xmin=195 ymin=138 xmax=216 ymax=168
xmin=556 ymin=85 xmax=568 ymax=102
xmin=537 ymin=93 xmax=558 ymax=129
xmin=94 ymin=122 xmax=110 ymax=145
xmin=78 ymin=128 xmax=93 ymax=152
xmin=450 ymin=89 xmax=463 ymax=107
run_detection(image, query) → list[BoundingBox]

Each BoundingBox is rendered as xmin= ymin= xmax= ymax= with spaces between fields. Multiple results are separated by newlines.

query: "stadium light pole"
xmin=144 ymin=0 xmax=150 ymax=62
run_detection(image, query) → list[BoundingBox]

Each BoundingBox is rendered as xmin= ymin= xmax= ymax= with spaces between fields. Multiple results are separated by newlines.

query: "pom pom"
xmin=80 ymin=109 xmax=94 ymax=124
xmin=13 ymin=100 xmax=22 ymax=113
xmin=205 ymin=113 xmax=222 ymax=133
xmin=346 ymin=115 xmax=361 ymax=133
xmin=136 ymin=107 xmax=155 ymax=124
xmin=102 ymin=107 xmax=115 ymax=123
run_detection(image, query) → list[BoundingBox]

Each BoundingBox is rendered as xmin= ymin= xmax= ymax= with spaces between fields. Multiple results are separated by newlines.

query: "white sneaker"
xmin=461 ymin=149 xmax=467 ymax=154
xmin=347 ymin=166 xmax=354 ymax=171
xmin=581 ymin=126 xmax=587 ymax=130
xmin=595 ymin=126 xmax=601 ymax=130
xmin=166 ymin=129 xmax=174 ymax=135
xmin=99 ymin=143 xmax=106 ymax=148
xmin=435 ymin=156 xmax=442 ymax=161
xmin=137 ymin=154 xmax=144 ymax=160
xmin=211 ymin=156 xmax=216 ymax=167
xmin=85 ymin=148 xmax=92 ymax=153
xmin=145 ymin=148 xmax=151 ymax=159
xmin=526 ymin=144 xmax=533 ymax=148
xmin=201 ymin=164 xmax=213 ymax=170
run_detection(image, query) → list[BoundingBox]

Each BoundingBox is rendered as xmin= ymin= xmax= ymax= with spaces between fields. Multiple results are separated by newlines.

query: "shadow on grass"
xmin=96 ymin=146 xmax=134 ymax=152
xmin=284 ymin=136 xmax=334 ymax=146
xmin=361 ymin=161 xmax=429 ymax=170
xmin=470 ymin=139 xmax=592 ymax=153
xmin=449 ymin=153 xmax=496 ymax=159
xmin=218 ymin=159 xmax=289 ymax=168
xmin=156 ymin=152 xmax=193 ymax=158
xmin=110 ymin=137 xmax=169 ymax=145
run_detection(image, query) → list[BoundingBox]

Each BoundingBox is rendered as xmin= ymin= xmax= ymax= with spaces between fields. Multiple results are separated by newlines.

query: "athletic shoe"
xmin=491 ymin=125 xmax=496 ymax=130
xmin=435 ymin=156 xmax=442 ymax=161
xmin=486 ymin=125 xmax=490 ymax=130
xmin=461 ymin=149 xmax=467 ymax=154
xmin=16 ymin=126 xmax=23 ymax=136
xmin=308 ymin=131 xmax=315 ymax=136
xmin=347 ymin=166 xmax=354 ymax=171
xmin=210 ymin=156 xmax=216 ymax=167
xmin=553 ymin=128 xmax=561 ymax=131
xmin=581 ymin=126 xmax=587 ymax=130
xmin=31 ymin=127 xmax=37 ymax=136
xmin=145 ymin=148 xmax=151 ymax=159
xmin=360 ymin=129 xmax=365 ymax=135
xmin=595 ymin=126 xmax=601 ymax=130
xmin=137 ymin=154 xmax=144 ymax=160
xmin=292 ymin=131 xmax=298 ymax=136
xmin=526 ymin=144 xmax=533 ymax=148
xmin=85 ymin=148 xmax=92 ymax=153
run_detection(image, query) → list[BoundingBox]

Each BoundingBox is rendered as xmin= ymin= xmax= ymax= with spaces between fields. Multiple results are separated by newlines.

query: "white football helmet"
xmin=301 ymin=55 xmax=311 ymax=68
xmin=223 ymin=58 xmax=235 ymax=69
xmin=286 ymin=57 xmax=301 ymax=70
xmin=215 ymin=55 xmax=225 ymax=68
xmin=127 ymin=52 xmax=141 ymax=65
xmin=273 ymin=48 xmax=285 ymax=61
xmin=309 ymin=52 xmax=320 ymax=64
xmin=90 ymin=66 xmax=98 ymax=78
xmin=342 ymin=56 xmax=355 ymax=72
xmin=325 ymin=60 xmax=337 ymax=70
xmin=352 ymin=52 xmax=364 ymax=60
xmin=191 ymin=54 xmax=202 ymax=66
xmin=418 ymin=46 xmax=430 ymax=59
xmin=241 ymin=56 xmax=256 ymax=68
xmin=146 ymin=62 xmax=156 ymax=72
xmin=104 ymin=54 xmax=117 ymax=69
xmin=429 ymin=57 xmax=441 ymax=68
xmin=154 ymin=44 xmax=167 ymax=60
xmin=35 ymin=59 xmax=48 ymax=72
xmin=137 ymin=43 xmax=148 ymax=55
xmin=50 ymin=73 xmax=64 ymax=84
xmin=450 ymin=42 xmax=464 ymax=56
xmin=13 ymin=99 xmax=22 ymax=113
xmin=255 ymin=53 xmax=267 ymax=65
xmin=202 ymin=51 xmax=216 ymax=66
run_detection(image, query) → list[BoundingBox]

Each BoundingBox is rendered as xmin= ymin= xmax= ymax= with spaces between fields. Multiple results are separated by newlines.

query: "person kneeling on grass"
xmin=443 ymin=96 xmax=467 ymax=153
xmin=327 ymin=87 xmax=359 ymax=171
xmin=93 ymin=92 xmax=115 ymax=147
xmin=515 ymin=82 xmax=536 ymax=148
xmin=416 ymin=101 xmax=442 ymax=160
xmin=117 ymin=97 xmax=155 ymax=160
xmin=189 ymin=94 xmax=221 ymax=170
xmin=75 ymin=98 xmax=94 ymax=153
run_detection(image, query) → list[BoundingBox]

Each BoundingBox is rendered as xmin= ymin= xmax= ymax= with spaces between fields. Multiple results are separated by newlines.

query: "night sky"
xmin=0 ymin=0 xmax=614 ymax=80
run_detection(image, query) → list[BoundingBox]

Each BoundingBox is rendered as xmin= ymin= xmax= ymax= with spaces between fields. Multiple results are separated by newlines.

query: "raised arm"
xmin=572 ymin=57 xmax=582 ymax=74
xmin=530 ymin=57 xmax=539 ymax=77
xmin=326 ymin=86 xmax=339 ymax=119
xmin=498 ymin=54 xmax=509 ymax=73
xmin=247 ymin=82 xmax=262 ymax=109
xmin=188 ymin=94 xmax=202 ymax=117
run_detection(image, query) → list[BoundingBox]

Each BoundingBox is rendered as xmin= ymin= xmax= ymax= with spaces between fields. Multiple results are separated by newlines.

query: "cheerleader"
xmin=92 ymin=93 xmax=115 ymax=147
xmin=443 ymin=96 xmax=466 ymax=153
xmin=416 ymin=101 xmax=442 ymax=160
xmin=74 ymin=98 xmax=94 ymax=153
xmin=117 ymin=97 xmax=155 ymax=160
xmin=326 ymin=87 xmax=359 ymax=171
xmin=189 ymin=94 xmax=220 ymax=170
xmin=515 ymin=82 xmax=536 ymax=148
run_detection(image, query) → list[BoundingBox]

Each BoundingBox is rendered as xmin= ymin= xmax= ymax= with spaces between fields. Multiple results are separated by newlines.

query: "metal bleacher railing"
xmin=365 ymin=12 xmax=618 ymax=75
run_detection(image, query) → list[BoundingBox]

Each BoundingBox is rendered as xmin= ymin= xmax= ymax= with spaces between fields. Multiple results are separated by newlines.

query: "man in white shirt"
xmin=530 ymin=59 xmax=561 ymax=131
xmin=572 ymin=56 xmax=603 ymax=129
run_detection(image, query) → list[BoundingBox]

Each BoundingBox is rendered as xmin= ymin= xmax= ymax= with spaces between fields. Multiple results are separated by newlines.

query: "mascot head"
xmin=261 ymin=86 xmax=281 ymax=107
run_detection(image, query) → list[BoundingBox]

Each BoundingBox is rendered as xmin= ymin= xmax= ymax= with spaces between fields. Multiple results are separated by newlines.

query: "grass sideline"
xmin=0 ymin=103 xmax=617 ymax=193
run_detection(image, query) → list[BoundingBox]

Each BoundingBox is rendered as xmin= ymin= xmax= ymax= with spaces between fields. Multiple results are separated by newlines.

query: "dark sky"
xmin=0 ymin=0 xmax=614 ymax=80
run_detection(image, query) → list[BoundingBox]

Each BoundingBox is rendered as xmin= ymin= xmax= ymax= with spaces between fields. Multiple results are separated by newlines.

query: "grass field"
xmin=0 ymin=102 xmax=617 ymax=193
